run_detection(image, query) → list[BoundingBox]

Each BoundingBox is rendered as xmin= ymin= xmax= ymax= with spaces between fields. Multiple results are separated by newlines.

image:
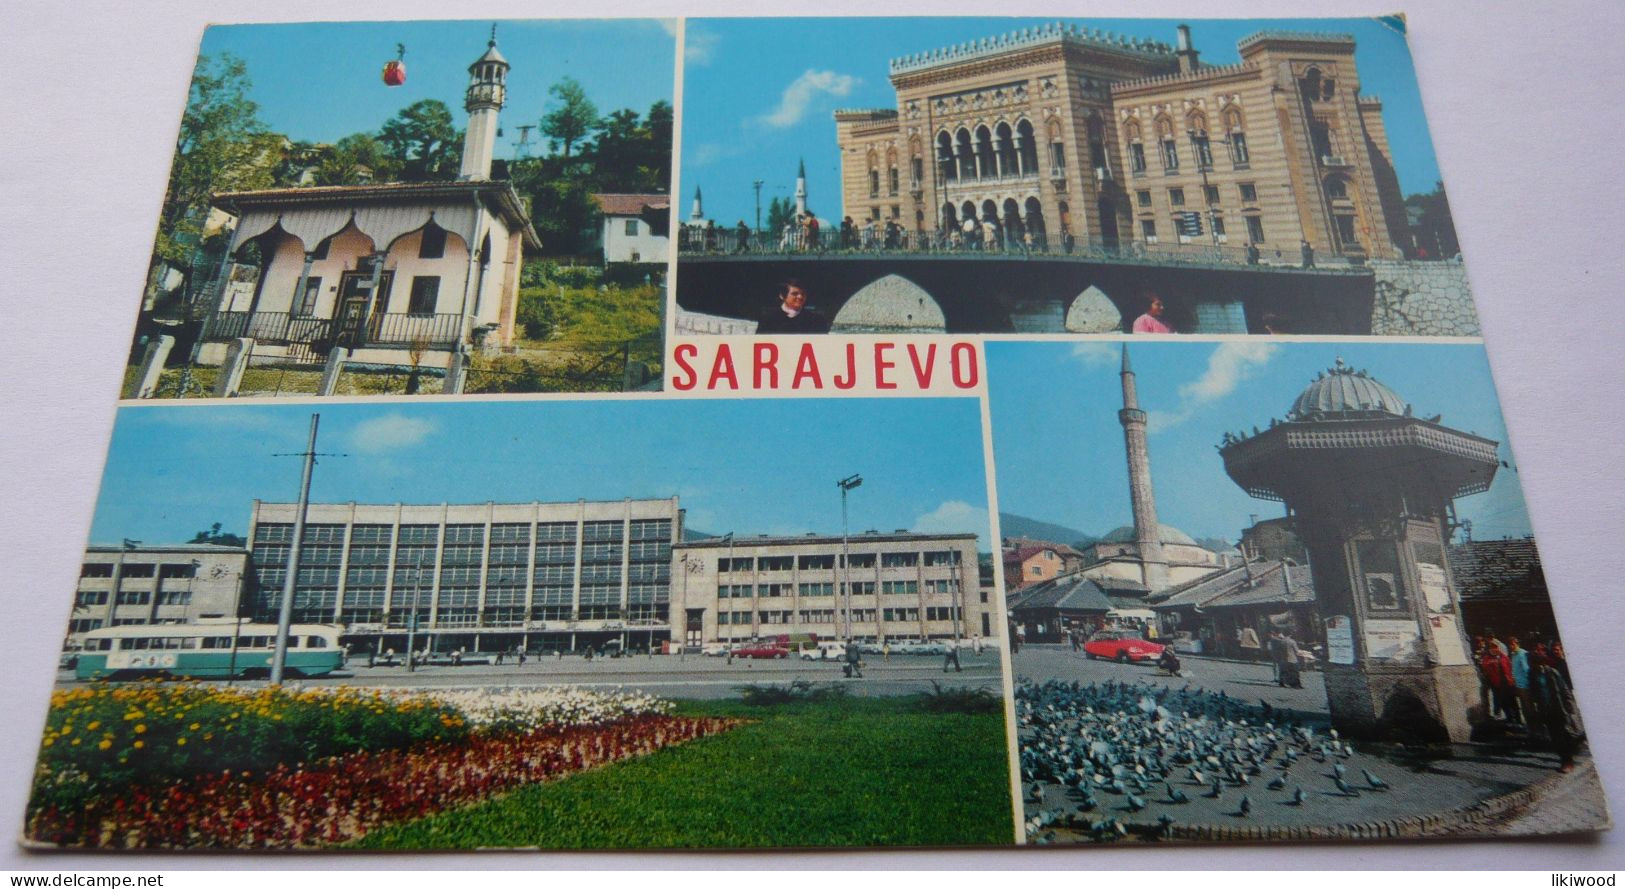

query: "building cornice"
xmin=1111 ymin=63 xmax=1261 ymax=99
xmin=213 ymin=181 xmax=542 ymax=251
xmin=890 ymin=22 xmax=1172 ymax=78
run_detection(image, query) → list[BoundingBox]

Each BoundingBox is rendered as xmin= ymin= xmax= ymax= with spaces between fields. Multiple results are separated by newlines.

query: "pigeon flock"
xmin=1017 ymin=678 xmax=1390 ymax=843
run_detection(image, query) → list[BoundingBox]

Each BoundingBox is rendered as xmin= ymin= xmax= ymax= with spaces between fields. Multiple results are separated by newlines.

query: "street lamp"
xmin=1187 ymin=129 xmax=1223 ymax=253
xmin=836 ymin=474 xmax=862 ymax=642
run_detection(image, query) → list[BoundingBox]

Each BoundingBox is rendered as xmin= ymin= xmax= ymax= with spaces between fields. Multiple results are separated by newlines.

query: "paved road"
xmin=57 ymin=651 xmax=1005 ymax=700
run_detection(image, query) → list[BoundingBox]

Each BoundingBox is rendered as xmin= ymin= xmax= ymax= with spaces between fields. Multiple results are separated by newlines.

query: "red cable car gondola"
xmin=382 ymin=44 xmax=406 ymax=87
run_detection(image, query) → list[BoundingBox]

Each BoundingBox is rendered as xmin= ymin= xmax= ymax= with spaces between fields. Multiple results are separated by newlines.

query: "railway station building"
xmin=246 ymin=498 xmax=681 ymax=654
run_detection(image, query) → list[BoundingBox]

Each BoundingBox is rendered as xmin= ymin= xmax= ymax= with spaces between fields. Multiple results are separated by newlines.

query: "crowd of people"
xmin=677 ymin=216 xmax=1073 ymax=256
xmin=1474 ymin=631 xmax=1584 ymax=771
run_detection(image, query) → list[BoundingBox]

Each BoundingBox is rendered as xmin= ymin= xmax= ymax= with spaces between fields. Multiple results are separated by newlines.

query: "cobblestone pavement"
xmin=1013 ymin=644 xmax=1609 ymax=842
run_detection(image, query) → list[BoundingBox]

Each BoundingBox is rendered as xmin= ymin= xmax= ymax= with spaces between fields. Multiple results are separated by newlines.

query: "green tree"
xmin=766 ymin=195 xmax=794 ymax=236
xmin=645 ymin=100 xmax=673 ymax=189
xmin=154 ymin=53 xmax=279 ymax=271
xmin=379 ymin=99 xmax=461 ymax=181
xmin=1404 ymin=181 xmax=1460 ymax=259
xmin=541 ymin=77 xmax=599 ymax=162
xmin=188 ymin=523 xmax=247 ymax=547
xmin=589 ymin=108 xmax=650 ymax=189
xmin=314 ymin=133 xmax=398 ymax=185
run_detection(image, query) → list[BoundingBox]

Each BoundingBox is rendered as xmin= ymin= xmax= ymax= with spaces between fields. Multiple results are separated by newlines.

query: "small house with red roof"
xmin=592 ymin=193 xmax=670 ymax=265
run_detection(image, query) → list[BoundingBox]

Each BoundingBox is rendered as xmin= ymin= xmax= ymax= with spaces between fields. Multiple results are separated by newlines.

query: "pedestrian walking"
xmin=1509 ymin=636 xmax=1533 ymax=725
xmin=1533 ymin=650 xmax=1585 ymax=772
xmin=944 ymin=644 xmax=962 ymax=673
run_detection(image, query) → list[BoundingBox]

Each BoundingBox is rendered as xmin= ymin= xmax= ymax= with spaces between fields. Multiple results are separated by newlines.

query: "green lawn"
xmin=354 ymin=694 xmax=1014 ymax=850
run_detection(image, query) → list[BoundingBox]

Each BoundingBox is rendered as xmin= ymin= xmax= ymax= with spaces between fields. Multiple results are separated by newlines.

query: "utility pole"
xmin=514 ymin=124 xmax=535 ymax=161
xmin=753 ymin=180 xmax=765 ymax=237
xmin=404 ymin=549 xmax=425 ymax=672
xmin=270 ymin=415 xmax=320 ymax=685
xmin=837 ymin=474 xmax=862 ymax=642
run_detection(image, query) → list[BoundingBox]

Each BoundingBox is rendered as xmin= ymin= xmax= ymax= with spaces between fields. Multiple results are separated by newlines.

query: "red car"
xmin=1083 ymin=631 xmax=1165 ymax=663
xmin=733 ymin=644 xmax=791 ymax=659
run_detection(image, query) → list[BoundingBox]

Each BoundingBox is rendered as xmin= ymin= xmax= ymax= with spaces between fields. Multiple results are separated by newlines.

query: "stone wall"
xmin=1368 ymin=258 xmax=1481 ymax=337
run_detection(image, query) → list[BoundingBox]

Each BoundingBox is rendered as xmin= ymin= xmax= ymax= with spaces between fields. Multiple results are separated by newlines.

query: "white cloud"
xmin=348 ymin=414 xmax=438 ymax=454
xmin=686 ymin=142 xmax=742 ymax=168
xmin=1150 ymin=342 xmax=1280 ymax=431
xmin=1070 ymin=341 xmax=1119 ymax=369
xmin=1178 ymin=342 xmax=1279 ymax=403
xmin=684 ymin=27 xmax=719 ymax=65
xmin=760 ymin=70 xmax=859 ymax=128
xmin=913 ymin=500 xmax=991 ymax=540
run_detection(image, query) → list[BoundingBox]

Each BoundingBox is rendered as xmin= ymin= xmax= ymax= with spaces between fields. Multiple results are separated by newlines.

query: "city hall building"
xmin=247 ymin=498 xmax=680 ymax=653
xmin=834 ymin=23 xmax=1407 ymax=260
xmin=670 ymin=531 xmax=994 ymax=646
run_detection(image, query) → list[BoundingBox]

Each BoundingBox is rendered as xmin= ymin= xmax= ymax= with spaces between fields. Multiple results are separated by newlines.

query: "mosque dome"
xmin=1287 ymin=358 xmax=1410 ymax=420
xmin=1101 ymin=524 xmax=1199 ymax=547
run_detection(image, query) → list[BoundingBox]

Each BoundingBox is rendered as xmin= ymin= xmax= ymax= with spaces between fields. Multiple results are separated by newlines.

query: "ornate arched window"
xmin=1015 ymin=119 xmax=1039 ymax=175
xmin=1225 ymin=107 xmax=1250 ymax=167
xmin=1155 ymin=116 xmax=1178 ymax=171
xmin=1124 ymin=119 xmax=1146 ymax=174
xmin=936 ymin=131 xmax=957 ymax=182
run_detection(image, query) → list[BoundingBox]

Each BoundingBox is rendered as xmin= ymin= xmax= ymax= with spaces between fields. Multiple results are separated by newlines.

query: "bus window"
xmin=180 ymin=637 xmax=199 ymax=649
xmin=305 ymin=636 xmax=327 ymax=649
xmin=130 ymin=638 xmax=152 ymax=650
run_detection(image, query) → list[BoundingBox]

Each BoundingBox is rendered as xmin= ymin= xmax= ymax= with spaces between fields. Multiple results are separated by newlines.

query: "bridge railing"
xmin=676 ymin=225 xmax=1364 ymax=270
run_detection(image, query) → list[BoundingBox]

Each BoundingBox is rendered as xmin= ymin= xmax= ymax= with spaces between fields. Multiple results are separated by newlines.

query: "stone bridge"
xmin=675 ymin=253 xmax=1477 ymax=337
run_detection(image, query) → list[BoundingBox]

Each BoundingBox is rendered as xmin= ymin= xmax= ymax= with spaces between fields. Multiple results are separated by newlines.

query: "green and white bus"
xmin=73 ymin=621 xmax=344 ymax=680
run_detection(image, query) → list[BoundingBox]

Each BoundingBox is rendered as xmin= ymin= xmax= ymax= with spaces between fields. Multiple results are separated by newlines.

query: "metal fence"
xmin=209 ymin=311 xmax=460 ymax=348
xmin=677 ymin=225 xmax=1368 ymax=270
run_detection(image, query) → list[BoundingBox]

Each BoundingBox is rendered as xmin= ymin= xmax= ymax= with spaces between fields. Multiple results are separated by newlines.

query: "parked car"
xmin=800 ymin=643 xmax=847 ymax=661
xmin=733 ymin=644 xmax=791 ymax=659
xmin=1083 ymin=631 xmax=1165 ymax=663
xmin=701 ymin=642 xmax=731 ymax=657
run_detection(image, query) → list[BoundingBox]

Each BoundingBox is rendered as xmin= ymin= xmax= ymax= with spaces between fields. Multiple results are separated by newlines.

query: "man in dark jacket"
xmin=756 ymin=279 xmax=831 ymax=333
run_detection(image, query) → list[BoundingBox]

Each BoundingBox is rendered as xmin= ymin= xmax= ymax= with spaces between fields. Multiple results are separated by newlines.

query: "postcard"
xmin=19 ymin=14 xmax=1607 ymax=853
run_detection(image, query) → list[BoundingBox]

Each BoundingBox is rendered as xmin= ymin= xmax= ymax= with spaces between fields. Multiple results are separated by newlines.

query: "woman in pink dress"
xmin=1131 ymin=293 xmax=1173 ymax=333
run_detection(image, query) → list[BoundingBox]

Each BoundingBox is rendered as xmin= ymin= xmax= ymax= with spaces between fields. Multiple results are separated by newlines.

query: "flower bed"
xmin=27 ymin=714 xmax=742 ymax=849
xmin=32 ymin=685 xmax=465 ymax=815
xmin=408 ymin=686 xmax=674 ymax=734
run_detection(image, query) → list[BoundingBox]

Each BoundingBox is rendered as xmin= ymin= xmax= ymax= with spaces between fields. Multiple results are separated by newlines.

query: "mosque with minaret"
xmin=185 ymin=28 xmax=541 ymax=380
xmin=686 ymin=158 xmax=828 ymax=231
xmin=1074 ymin=345 xmax=1227 ymax=594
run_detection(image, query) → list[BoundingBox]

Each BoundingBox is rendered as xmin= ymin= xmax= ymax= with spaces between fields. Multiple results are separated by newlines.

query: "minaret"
xmin=795 ymin=158 xmax=808 ymax=216
xmin=459 ymin=27 xmax=509 ymax=182
xmin=1118 ymin=345 xmax=1170 ymax=590
xmin=689 ymin=186 xmax=704 ymax=222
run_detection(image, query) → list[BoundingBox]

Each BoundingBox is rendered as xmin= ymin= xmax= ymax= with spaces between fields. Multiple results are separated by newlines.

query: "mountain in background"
xmin=996 ymin=513 xmax=1099 ymax=549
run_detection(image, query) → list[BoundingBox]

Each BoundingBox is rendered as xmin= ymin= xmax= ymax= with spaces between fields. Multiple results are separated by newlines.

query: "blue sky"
xmin=197 ymin=19 xmax=676 ymax=153
xmin=680 ymin=16 xmax=1441 ymax=226
xmin=986 ymin=341 xmax=1536 ymax=544
xmin=88 ymin=398 xmax=991 ymax=549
